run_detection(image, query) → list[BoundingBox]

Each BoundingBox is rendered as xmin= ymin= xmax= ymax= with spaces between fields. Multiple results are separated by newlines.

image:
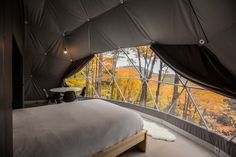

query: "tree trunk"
xmin=116 ymin=87 xmax=121 ymax=101
xmin=199 ymin=109 xmax=207 ymax=126
xmin=96 ymin=54 xmax=103 ymax=97
xmin=183 ymin=92 xmax=190 ymax=119
xmin=137 ymin=49 xmax=145 ymax=106
xmin=155 ymin=60 xmax=163 ymax=107
xmin=94 ymin=56 xmax=98 ymax=95
xmin=111 ymin=52 xmax=118 ymax=99
xmin=138 ymin=51 xmax=156 ymax=107
xmin=91 ymin=60 xmax=94 ymax=97
xmin=122 ymin=79 xmax=130 ymax=101
xmin=147 ymin=55 xmax=156 ymax=79
xmin=170 ymin=74 xmax=180 ymax=115
xmin=85 ymin=63 xmax=89 ymax=96
xmin=137 ymin=49 xmax=142 ymax=79
xmin=140 ymin=81 xmax=148 ymax=107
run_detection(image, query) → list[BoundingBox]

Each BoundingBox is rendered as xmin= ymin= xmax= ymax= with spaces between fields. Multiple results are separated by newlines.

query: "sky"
xmin=104 ymin=49 xmax=175 ymax=74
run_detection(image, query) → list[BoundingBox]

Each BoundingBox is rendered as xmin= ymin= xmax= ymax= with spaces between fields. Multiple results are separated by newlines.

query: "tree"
xmin=91 ymin=59 xmax=95 ymax=97
xmin=155 ymin=60 xmax=163 ymax=108
xmin=170 ymin=74 xmax=180 ymax=115
xmin=110 ymin=51 xmax=119 ymax=99
xmin=96 ymin=54 xmax=103 ymax=97
xmin=183 ymin=92 xmax=190 ymax=119
xmin=136 ymin=46 xmax=157 ymax=107
xmin=122 ymin=79 xmax=130 ymax=101
xmin=85 ymin=62 xmax=90 ymax=96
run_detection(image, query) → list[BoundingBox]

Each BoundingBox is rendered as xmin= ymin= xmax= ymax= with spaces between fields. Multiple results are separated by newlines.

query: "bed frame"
xmin=92 ymin=130 xmax=147 ymax=157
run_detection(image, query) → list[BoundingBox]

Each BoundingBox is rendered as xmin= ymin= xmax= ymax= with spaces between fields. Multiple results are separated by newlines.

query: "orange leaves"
xmin=66 ymin=48 xmax=236 ymax=138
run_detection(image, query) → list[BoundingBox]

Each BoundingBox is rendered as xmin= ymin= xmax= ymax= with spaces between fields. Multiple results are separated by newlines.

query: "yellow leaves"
xmin=136 ymin=45 xmax=153 ymax=58
xmin=66 ymin=47 xmax=236 ymax=137
xmin=116 ymin=68 xmax=139 ymax=78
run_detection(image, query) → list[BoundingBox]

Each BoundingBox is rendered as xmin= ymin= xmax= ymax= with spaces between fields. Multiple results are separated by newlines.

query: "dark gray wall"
xmin=0 ymin=0 xmax=13 ymax=156
xmin=23 ymin=0 xmax=236 ymax=100
xmin=0 ymin=0 xmax=24 ymax=156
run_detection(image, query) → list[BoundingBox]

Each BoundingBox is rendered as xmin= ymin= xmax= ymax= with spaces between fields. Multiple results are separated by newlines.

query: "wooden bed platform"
xmin=92 ymin=130 xmax=147 ymax=157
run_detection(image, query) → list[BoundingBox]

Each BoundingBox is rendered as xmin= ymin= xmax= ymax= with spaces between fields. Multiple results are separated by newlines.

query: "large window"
xmin=66 ymin=46 xmax=236 ymax=139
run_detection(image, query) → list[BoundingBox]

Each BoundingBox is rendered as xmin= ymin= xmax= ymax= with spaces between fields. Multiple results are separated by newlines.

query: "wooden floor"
xmin=119 ymin=122 xmax=217 ymax=157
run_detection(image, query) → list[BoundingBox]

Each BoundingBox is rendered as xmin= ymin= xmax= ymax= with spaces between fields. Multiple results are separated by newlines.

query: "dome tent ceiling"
xmin=23 ymin=0 xmax=236 ymax=100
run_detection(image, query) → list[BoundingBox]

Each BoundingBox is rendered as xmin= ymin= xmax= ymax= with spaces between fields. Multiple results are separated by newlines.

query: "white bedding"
xmin=143 ymin=119 xmax=176 ymax=142
xmin=13 ymin=99 xmax=143 ymax=157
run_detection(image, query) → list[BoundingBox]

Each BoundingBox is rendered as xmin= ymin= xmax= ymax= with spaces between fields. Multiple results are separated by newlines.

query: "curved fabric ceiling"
xmin=23 ymin=0 xmax=236 ymax=100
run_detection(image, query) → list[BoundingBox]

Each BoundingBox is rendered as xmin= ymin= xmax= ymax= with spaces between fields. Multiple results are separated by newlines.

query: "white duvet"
xmin=13 ymin=99 xmax=143 ymax=157
xmin=143 ymin=119 xmax=176 ymax=142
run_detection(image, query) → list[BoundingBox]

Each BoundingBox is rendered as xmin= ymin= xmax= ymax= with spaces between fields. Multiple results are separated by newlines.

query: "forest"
xmin=66 ymin=46 xmax=236 ymax=138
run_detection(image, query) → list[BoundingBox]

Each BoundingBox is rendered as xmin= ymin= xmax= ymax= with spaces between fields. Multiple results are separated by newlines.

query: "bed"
xmin=13 ymin=99 xmax=146 ymax=157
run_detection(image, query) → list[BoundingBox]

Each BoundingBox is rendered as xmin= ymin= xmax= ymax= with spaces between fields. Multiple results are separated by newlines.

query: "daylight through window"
xmin=66 ymin=45 xmax=236 ymax=138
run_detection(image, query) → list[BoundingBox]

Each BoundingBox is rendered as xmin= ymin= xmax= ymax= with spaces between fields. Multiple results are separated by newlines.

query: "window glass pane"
xmin=66 ymin=45 xmax=236 ymax=138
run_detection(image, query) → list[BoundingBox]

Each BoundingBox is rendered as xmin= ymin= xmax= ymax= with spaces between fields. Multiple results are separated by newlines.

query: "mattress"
xmin=13 ymin=99 xmax=143 ymax=157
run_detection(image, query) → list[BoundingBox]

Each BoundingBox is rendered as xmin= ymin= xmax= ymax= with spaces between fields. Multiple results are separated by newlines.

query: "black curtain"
xmin=63 ymin=54 xmax=94 ymax=79
xmin=151 ymin=44 xmax=236 ymax=99
xmin=12 ymin=37 xmax=24 ymax=109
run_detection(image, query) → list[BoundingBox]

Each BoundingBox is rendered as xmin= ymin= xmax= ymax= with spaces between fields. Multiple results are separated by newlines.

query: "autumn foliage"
xmin=66 ymin=47 xmax=236 ymax=138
